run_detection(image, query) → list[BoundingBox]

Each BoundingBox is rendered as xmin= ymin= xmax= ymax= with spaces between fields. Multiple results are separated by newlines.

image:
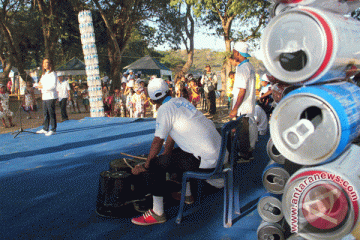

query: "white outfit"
xmin=57 ymin=80 xmax=71 ymax=101
xmin=232 ymin=60 xmax=256 ymax=117
xmin=0 ymin=92 xmax=13 ymax=117
xmin=254 ymin=105 xmax=268 ymax=136
xmin=155 ymin=97 xmax=221 ymax=169
xmin=40 ymin=71 xmax=58 ymax=100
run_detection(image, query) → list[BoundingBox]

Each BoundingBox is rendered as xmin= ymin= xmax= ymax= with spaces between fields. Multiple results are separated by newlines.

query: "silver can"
xmin=260 ymin=6 xmax=360 ymax=85
xmin=270 ymin=82 xmax=360 ymax=165
xmin=281 ymin=145 xmax=360 ymax=240
xmin=257 ymin=220 xmax=285 ymax=240
xmin=258 ymin=192 xmax=284 ymax=223
xmin=286 ymin=233 xmax=307 ymax=240
xmin=263 ymin=160 xmax=291 ymax=194
xmin=270 ymin=0 xmax=360 ymax=16
xmin=267 ymin=138 xmax=287 ymax=164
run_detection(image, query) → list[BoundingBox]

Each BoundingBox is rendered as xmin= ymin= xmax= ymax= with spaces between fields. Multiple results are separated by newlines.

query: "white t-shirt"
xmin=254 ymin=105 xmax=268 ymax=135
xmin=155 ymin=97 xmax=221 ymax=169
xmin=57 ymin=80 xmax=71 ymax=100
xmin=40 ymin=71 xmax=58 ymax=100
xmin=232 ymin=60 xmax=256 ymax=117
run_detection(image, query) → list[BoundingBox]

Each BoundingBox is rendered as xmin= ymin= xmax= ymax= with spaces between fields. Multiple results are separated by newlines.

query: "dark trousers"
xmin=144 ymin=148 xmax=206 ymax=197
xmin=236 ymin=117 xmax=251 ymax=156
xmin=42 ymin=99 xmax=57 ymax=132
xmin=59 ymin=98 xmax=68 ymax=121
xmin=205 ymin=90 xmax=216 ymax=114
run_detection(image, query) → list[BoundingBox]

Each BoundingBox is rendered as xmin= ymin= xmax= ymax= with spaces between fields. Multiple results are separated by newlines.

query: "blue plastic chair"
xmin=175 ymin=116 xmax=243 ymax=227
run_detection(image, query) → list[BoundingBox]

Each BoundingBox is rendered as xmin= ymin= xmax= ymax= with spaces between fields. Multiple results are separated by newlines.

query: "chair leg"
xmin=223 ymin=170 xmax=234 ymax=228
xmin=176 ymin=178 xmax=189 ymax=224
xmin=234 ymin=178 xmax=241 ymax=215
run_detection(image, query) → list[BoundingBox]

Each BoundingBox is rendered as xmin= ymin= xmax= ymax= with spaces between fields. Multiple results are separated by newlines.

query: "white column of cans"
xmin=78 ymin=10 xmax=104 ymax=117
xmin=257 ymin=1 xmax=360 ymax=240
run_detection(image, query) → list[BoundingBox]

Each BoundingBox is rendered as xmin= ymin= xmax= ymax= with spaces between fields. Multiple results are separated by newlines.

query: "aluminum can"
xmin=270 ymin=81 xmax=360 ymax=165
xmin=263 ymin=160 xmax=291 ymax=194
xmin=270 ymin=0 xmax=360 ymax=15
xmin=281 ymin=145 xmax=360 ymax=240
xmin=258 ymin=192 xmax=284 ymax=223
xmin=267 ymin=138 xmax=287 ymax=164
xmin=260 ymin=6 xmax=360 ymax=85
xmin=286 ymin=233 xmax=307 ymax=240
xmin=269 ymin=2 xmax=296 ymax=18
xmin=257 ymin=220 xmax=285 ymax=240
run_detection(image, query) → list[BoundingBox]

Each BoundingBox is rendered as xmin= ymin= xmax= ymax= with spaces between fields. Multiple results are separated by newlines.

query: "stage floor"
xmin=0 ymin=117 xmax=270 ymax=240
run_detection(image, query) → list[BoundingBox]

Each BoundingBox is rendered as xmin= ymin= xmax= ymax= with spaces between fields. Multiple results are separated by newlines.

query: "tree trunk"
xmin=108 ymin=42 xmax=122 ymax=90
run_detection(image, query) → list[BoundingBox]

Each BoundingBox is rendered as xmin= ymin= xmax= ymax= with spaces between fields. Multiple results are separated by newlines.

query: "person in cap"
xmin=57 ymin=73 xmax=71 ymax=121
xmin=200 ymin=64 xmax=217 ymax=116
xmin=131 ymin=78 xmax=221 ymax=226
xmin=121 ymin=71 xmax=129 ymax=91
xmin=127 ymin=69 xmax=135 ymax=81
xmin=229 ymin=41 xmax=257 ymax=161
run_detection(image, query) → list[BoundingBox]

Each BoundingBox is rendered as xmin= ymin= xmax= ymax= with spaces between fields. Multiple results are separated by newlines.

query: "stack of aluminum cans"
xmin=257 ymin=1 xmax=360 ymax=239
xmin=78 ymin=10 xmax=104 ymax=117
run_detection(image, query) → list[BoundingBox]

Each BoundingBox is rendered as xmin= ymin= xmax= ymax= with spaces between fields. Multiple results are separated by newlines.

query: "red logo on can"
xmin=301 ymin=183 xmax=348 ymax=230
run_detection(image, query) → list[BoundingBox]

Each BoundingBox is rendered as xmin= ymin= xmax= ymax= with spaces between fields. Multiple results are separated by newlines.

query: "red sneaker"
xmin=131 ymin=209 xmax=166 ymax=226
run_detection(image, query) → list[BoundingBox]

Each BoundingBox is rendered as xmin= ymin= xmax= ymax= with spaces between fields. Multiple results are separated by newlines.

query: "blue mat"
xmin=0 ymin=117 xmax=269 ymax=239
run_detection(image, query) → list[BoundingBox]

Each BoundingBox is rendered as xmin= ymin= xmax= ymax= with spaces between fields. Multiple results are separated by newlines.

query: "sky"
xmin=155 ymin=28 xmax=262 ymax=61
xmin=155 ymin=28 xmax=226 ymax=52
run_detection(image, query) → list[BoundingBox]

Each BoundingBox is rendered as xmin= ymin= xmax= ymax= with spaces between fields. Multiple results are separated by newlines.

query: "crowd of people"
xmin=0 ymin=41 xmax=276 ymax=227
xmin=1 ymin=45 xmax=275 ymax=140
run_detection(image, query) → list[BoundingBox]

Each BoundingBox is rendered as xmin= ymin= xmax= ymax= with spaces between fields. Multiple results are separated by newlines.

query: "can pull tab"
xmin=266 ymin=174 xmax=287 ymax=187
xmin=282 ymin=119 xmax=315 ymax=150
xmin=263 ymin=203 xmax=281 ymax=216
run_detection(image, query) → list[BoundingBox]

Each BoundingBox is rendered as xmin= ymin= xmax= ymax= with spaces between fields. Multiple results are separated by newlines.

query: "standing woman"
xmin=35 ymin=58 xmax=58 ymax=136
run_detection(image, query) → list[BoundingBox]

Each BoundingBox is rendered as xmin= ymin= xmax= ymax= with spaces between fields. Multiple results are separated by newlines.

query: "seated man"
xmin=131 ymin=78 xmax=221 ymax=226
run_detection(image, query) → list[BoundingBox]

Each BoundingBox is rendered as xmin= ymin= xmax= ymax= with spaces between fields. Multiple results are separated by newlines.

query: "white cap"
xmin=148 ymin=78 xmax=169 ymax=100
xmin=261 ymin=74 xmax=270 ymax=82
xmin=233 ymin=41 xmax=251 ymax=58
xmin=127 ymin=79 xmax=135 ymax=88
xmin=57 ymin=72 xmax=63 ymax=77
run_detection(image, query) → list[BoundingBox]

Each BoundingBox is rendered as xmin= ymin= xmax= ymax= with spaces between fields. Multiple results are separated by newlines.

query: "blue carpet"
xmin=0 ymin=117 xmax=270 ymax=240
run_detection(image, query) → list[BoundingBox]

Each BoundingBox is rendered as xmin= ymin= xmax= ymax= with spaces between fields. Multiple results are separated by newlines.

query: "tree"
xmin=156 ymin=0 xmax=196 ymax=81
xmin=194 ymin=0 xmax=270 ymax=94
xmin=0 ymin=0 xmax=35 ymax=83
xmin=0 ymin=33 xmax=13 ymax=83
xmin=90 ymin=0 xmax=167 ymax=88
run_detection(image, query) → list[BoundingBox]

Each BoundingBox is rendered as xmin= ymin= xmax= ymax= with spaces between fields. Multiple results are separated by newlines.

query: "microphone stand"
xmin=11 ymin=75 xmax=36 ymax=138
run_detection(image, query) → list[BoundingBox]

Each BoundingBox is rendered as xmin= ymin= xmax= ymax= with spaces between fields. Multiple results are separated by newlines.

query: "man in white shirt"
xmin=131 ymin=78 xmax=221 ymax=226
xmin=229 ymin=41 xmax=256 ymax=161
xmin=57 ymin=74 xmax=71 ymax=121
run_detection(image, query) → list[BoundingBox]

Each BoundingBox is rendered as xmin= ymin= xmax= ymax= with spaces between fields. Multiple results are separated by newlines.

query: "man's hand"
xmin=229 ymin=108 xmax=238 ymax=119
xmin=131 ymin=164 xmax=147 ymax=175
xmin=36 ymin=82 xmax=43 ymax=89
